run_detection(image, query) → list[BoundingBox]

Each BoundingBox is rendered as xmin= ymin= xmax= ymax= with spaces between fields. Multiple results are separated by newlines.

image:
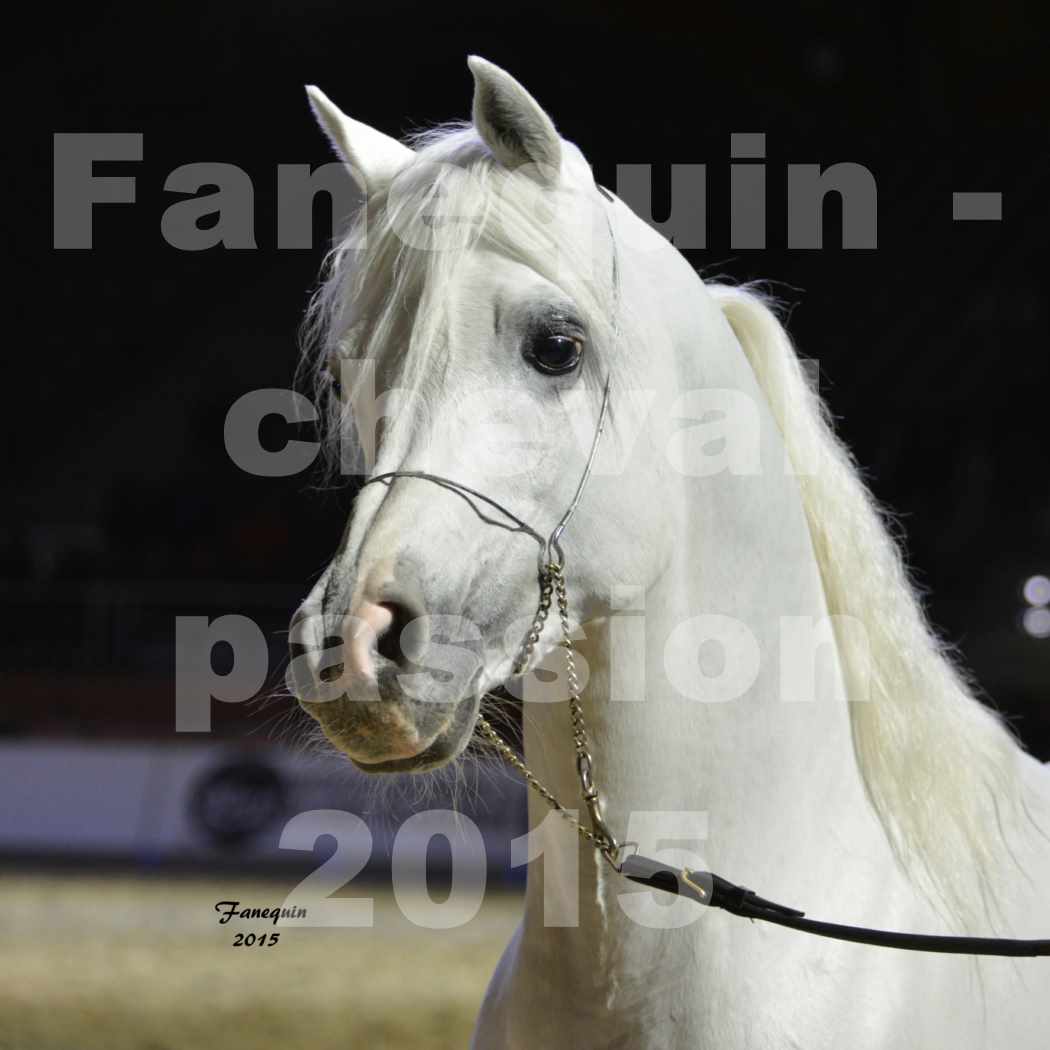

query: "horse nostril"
xmin=375 ymin=601 xmax=414 ymax=666
xmin=340 ymin=594 xmax=425 ymax=681
xmin=319 ymin=662 xmax=345 ymax=683
xmin=318 ymin=635 xmax=345 ymax=682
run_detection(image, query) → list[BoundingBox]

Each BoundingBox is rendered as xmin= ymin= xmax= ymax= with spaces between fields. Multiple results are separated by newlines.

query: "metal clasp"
xmin=576 ymin=751 xmax=595 ymax=795
xmin=576 ymin=752 xmax=618 ymax=854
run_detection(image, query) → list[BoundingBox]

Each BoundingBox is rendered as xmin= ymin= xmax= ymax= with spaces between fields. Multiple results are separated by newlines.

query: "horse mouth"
xmin=344 ymin=678 xmax=523 ymax=773
xmin=295 ymin=643 xmax=523 ymax=774
xmin=316 ymin=691 xmax=481 ymax=774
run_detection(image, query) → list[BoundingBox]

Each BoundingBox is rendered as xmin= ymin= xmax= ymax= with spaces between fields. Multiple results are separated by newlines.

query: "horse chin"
xmin=351 ymin=693 xmax=480 ymax=773
xmin=304 ymin=689 xmax=481 ymax=775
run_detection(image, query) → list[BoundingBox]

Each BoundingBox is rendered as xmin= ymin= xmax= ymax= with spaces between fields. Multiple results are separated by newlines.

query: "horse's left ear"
xmin=468 ymin=56 xmax=562 ymax=183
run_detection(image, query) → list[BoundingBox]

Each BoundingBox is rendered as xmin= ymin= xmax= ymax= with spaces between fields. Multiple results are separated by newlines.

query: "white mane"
xmin=714 ymin=283 xmax=1037 ymax=930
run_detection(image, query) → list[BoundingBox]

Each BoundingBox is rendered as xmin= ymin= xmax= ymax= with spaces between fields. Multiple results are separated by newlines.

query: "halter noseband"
xmin=361 ymin=375 xmax=611 ymax=571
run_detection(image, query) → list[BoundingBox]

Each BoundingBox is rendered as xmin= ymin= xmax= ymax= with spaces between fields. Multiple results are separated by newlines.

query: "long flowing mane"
xmin=714 ymin=283 xmax=1038 ymax=931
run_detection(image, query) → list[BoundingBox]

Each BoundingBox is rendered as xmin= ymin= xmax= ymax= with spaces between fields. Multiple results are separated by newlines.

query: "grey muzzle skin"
xmin=288 ymin=563 xmax=486 ymax=772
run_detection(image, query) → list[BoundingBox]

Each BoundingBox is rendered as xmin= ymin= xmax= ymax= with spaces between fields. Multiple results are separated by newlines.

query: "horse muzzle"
xmin=288 ymin=593 xmax=483 ymax=772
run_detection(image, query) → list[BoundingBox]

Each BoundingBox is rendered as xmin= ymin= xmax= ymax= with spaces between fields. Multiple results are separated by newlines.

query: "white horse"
xmin=290 ymin=56 xmax=1050 ymax=1049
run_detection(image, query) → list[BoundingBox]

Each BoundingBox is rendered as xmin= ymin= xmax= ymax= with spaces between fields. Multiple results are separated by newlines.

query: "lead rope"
xmin=472 ymin=563 xmax=1050 ymax=958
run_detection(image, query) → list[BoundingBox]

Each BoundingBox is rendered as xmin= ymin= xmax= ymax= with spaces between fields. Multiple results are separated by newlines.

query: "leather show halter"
xmin=361 ymin=379 xmax=1050 ymax=958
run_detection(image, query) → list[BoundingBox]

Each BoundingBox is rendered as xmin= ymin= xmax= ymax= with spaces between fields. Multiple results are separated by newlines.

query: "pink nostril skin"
xmin=344 ymin=601 xmax=395 ymax=681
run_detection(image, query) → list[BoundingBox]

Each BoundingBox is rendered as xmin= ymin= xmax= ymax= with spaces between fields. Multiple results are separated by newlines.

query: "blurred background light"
xmin=1021 ymin=606 xmax=1050 ymax=639
xmin=1022 ymin=574 xmax=1050 ymax=607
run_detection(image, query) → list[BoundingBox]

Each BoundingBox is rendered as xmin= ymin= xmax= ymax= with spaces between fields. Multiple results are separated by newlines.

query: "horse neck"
xmin=516 ymin=270 xmax=898 ymax=979
xmin=519 ymin=543 xmax=890 ymax=918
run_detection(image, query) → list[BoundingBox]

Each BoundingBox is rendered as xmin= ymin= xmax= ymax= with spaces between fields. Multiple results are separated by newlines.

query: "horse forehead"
xmin=457 ymin=250 xmax=541 ymax=288
xmin=452 ymin=253 xmax=562 ymax=316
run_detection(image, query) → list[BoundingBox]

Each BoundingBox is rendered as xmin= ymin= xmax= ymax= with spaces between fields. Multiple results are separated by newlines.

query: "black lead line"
xmin=619 ymin=854 xmax=1050 ymax=957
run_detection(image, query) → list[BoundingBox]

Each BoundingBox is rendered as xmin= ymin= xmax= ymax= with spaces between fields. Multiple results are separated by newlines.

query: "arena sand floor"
xmin=0 ymin=872 xmax=522 ymax=1050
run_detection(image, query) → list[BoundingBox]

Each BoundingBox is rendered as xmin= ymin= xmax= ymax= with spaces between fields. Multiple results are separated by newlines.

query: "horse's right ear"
xmin=305 ymin=85 xmax=414 ymax=197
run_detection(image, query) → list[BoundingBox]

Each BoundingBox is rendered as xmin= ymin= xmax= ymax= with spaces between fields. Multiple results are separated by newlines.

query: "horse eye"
xmin=525 ymin=333 xmax=583 ymax=376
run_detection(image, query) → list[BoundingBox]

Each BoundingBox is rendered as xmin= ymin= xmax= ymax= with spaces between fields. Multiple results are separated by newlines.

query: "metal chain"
xmin=475 ymin=562 xmax=623 ymax=868
xmin=361 ymin=381 xmax=619 ymax=865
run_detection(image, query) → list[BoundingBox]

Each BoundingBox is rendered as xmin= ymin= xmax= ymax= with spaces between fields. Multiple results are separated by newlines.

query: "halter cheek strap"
xmin=360 ymin=376 xmax=611 ymax=570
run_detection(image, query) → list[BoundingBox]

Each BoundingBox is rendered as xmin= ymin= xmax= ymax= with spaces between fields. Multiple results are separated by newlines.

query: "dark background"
xmin=6 ymin=1 xmax=1048 ymax=754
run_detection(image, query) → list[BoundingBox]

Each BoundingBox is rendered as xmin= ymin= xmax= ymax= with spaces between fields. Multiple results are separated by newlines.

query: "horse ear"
xmin=305 ymin=85 xmax=414 ymax=197
xmin=467 ymin=56 xmax=562 ymax=183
